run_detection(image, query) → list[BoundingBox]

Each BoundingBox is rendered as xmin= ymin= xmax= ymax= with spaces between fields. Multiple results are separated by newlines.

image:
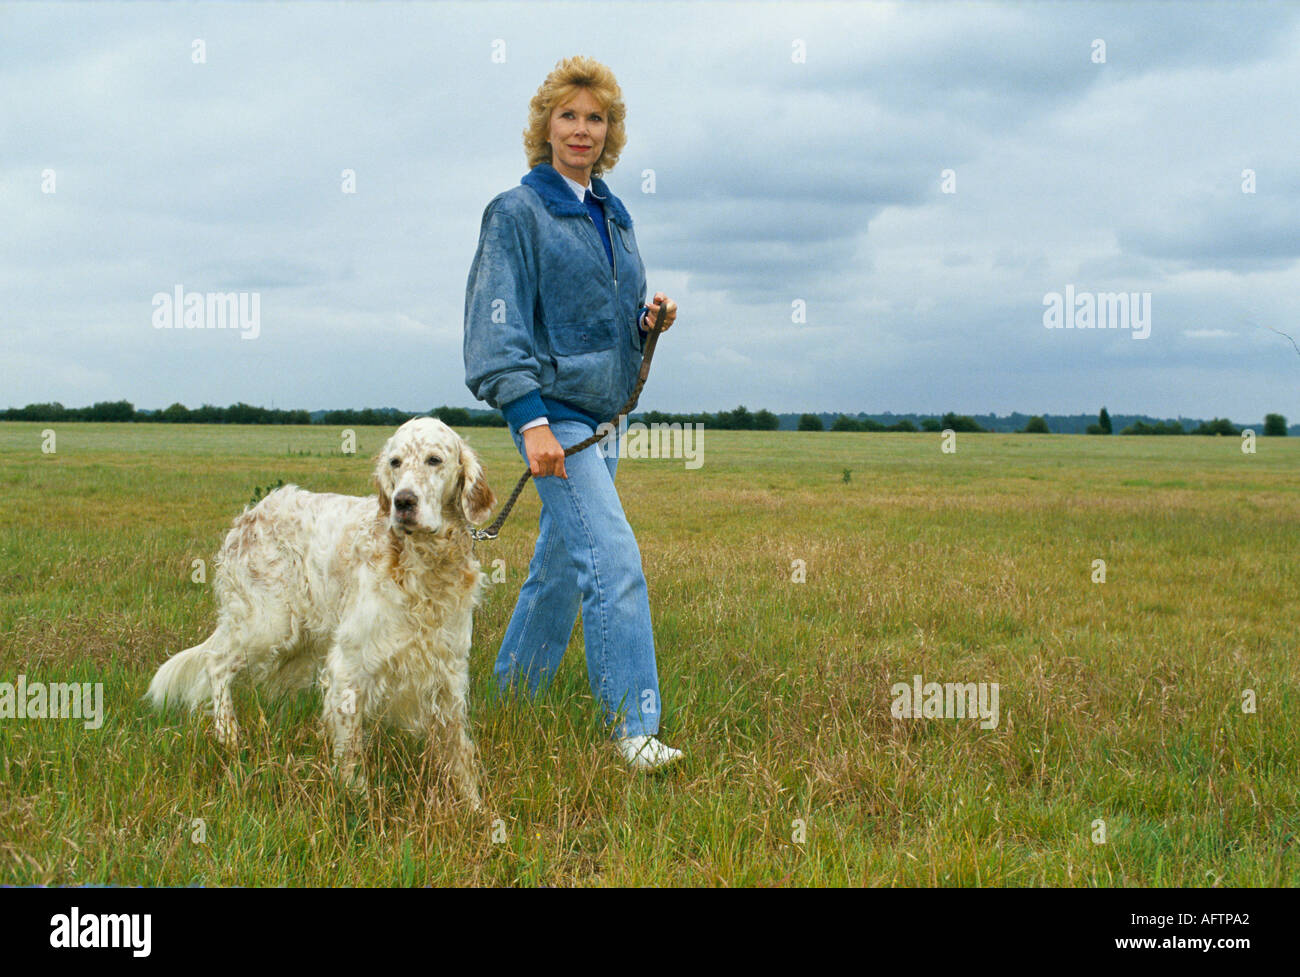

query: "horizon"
xmin=5 ymin=396 xmax=1289 ymax=432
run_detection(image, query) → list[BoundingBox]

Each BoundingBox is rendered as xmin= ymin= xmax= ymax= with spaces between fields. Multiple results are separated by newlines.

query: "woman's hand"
xmin=523 ymin=295 xmax=676 ymax=480
xmin=643 ymin=292 xmax=677 ymax=332
xmin=522 ymin=424 xmax=567 ymax=479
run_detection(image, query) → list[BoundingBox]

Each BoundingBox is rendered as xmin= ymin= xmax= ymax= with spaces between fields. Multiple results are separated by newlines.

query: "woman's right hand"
xmin=522 ymin=425 xmax=567 ymax=479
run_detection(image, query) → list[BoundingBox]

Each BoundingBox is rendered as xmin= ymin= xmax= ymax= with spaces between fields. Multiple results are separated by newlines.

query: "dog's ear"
xmin=372 ymin=449 xmax=392 ymax=517
xmin=458 ymin=440 xmax=495 ymax=525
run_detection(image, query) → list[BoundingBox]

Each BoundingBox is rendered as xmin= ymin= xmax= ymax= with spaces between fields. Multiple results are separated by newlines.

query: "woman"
xmin=463 ymin=56 xmax=681 ymax=769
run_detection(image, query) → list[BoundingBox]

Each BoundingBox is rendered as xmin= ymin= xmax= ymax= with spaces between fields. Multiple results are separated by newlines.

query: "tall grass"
xmin=0 ymin=422 xmax=1296 ymax=885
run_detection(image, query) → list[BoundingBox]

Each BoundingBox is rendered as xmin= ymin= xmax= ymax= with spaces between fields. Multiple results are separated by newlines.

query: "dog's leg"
xmin=441 ymin=712 xmax=481 ymax=810
xmin=207 ymin=634 xmax=245 ymax=749
xmin=431 ymin=670 xmax=480 ymax=809
xmin=322 ymin=651 xmax=366 ymax=790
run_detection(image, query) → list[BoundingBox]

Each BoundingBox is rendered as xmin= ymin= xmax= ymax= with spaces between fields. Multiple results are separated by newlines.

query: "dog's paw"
xmin=213 ymin=717 xmax=240 ymax=749
xmin=336 ymin=762 xmax=367 ymax=792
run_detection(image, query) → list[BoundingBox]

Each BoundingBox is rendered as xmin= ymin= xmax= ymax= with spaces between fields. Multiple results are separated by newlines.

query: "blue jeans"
xmin=494 ymin=418 xmax=662 ymax=738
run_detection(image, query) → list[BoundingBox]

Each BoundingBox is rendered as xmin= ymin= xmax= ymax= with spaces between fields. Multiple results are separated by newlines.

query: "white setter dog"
xmin=147 ymin=417 xmax=496 ymax=806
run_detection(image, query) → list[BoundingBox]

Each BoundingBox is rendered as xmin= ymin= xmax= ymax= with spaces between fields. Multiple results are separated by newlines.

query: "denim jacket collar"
xmin=521 ymin=162 xmax=633 ymax=229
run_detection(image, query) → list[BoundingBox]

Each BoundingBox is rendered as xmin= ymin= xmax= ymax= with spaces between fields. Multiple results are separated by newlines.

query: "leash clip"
xmin=470 ymin=527 xmax=499 ymax=542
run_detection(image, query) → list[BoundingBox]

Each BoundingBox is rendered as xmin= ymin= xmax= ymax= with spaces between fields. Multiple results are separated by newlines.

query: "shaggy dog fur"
xmin=147 ymin=417 xmax=496 ymax=806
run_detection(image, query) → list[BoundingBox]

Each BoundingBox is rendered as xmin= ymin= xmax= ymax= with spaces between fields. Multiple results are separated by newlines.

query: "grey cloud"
xmin=1118 ymin=194 xmax=1300 ymax=271
xmin=1 ymin=1 xmax=1297 ymax=423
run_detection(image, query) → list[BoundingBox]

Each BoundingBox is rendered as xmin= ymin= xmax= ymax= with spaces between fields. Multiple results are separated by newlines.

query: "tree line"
xmin=802 ymin=407 xmax=1288 ymax=436
xmin=1077 ymin=406 xmax=1287 ymax=436
xmin=2 ymin=401 xmax=1288 ymax=436
xmin=0 ymin=401 xmax=789 ymax=430
xmin=801 ymin=412 xmax=990 ymax=433
xmin=0 ymin=401 xmax=506 ymax=427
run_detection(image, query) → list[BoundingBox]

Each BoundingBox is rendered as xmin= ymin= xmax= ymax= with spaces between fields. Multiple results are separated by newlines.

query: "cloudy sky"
xmin=3 ymin=1 xmax=1299 ymax=421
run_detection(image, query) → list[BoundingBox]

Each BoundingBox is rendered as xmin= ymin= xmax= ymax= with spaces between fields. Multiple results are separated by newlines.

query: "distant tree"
xmin=223 ymin=402 xmax=255 ymax=424
xmin=1193 ymin=417 xmax=1240 ymax=436
xmin=159 ymin=402 xmax=191 ymax=423
xmin=1085 ymin=423 xmax=1103 ymax=434
xmin=1263 ymin=413 xmax=1287 ymax=436
xmin=941 ymin=412 xmax=983 ymax=432
xmin=17 ymin=402 xmax=68 ymax=421
xmin=797 ymin=413 xmax=824 ymax=432
xmin=1098 ymin=407 xmax=1112 ymax=434
xmin=712 ymin=405 xmax=755 ymax=430
xmin=831 ymin=415 xmax=862 ymax=432
xmin=1120 ymin=419 xmax=1187 ymax=435
xmin=86 ymin=400 xmax=135 ymax=422
xmin=889 ymin=419 xmax=917 ymax=432
xmin=753 ymin=409 xmax=780 ymax=430
xmin=432 ymin=406 xmax=472 ymax=427
xmin=1023 ymin=416 xmax=1050 ymax=433
xmin=920 ymin=417 xmax=942 ymax=432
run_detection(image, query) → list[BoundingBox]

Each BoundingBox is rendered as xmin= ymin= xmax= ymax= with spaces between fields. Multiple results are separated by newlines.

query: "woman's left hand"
xmin=643 ymin=292 xmax=677 ymax=332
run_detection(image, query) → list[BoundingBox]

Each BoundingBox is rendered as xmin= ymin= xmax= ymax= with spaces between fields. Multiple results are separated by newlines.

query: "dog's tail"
xmin=146 ymin=641 xmax=213 ymax=711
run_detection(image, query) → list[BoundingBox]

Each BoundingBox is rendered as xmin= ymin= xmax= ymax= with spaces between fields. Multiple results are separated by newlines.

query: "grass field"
xmin=0 ymin=420 xmax=1296 ymax=886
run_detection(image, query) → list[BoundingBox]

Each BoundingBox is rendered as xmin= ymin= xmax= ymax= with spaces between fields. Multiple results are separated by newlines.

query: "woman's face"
xmin=547 ymin=88 xmax=607 ymax=184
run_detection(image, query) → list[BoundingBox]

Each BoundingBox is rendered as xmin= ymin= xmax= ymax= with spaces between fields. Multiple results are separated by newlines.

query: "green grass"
xmin=0 ymin=421 xmax=1297 ymax=885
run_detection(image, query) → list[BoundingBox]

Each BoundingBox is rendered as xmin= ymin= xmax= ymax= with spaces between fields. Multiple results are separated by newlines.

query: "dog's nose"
xmin=393 ymin=490 xmax=418 ymax=513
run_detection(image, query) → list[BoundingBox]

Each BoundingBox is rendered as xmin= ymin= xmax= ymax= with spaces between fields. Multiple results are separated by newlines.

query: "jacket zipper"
xmin=584 ymin=213 xmax=618 ymax=288
xmin=584 ymin=213 xmax=635 ymax=347
xmin=585 ymin=211 xmax=618 ymax=337
xmin=606 ymin=215 xmax=619 ymax=286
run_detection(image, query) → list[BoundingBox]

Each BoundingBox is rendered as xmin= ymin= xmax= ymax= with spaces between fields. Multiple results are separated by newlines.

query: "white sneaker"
xmin=616 ymin=734 xmax=683 ymax=770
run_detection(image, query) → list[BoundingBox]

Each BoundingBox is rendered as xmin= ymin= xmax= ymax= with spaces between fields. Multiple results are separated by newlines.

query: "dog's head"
xmin=373 ymin=417 xmax=495 ymax=535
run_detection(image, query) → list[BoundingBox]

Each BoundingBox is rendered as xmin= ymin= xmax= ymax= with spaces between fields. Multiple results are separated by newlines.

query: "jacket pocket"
xmin=546 ymin=318 xmax=620 ymax=409
xmin=549 ymin=317 xmax=616 ymax=356
xmin=614 ymin=224 xmax=636 ymax=255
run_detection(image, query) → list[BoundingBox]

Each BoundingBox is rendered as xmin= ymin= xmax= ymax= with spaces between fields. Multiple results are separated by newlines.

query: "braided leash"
xmin=470 ymin=318 xmax=663 ymax=542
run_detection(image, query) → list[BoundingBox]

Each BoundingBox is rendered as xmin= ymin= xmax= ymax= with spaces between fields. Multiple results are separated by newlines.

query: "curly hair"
xmin=523 ymin=55 xmax=627 ymax=177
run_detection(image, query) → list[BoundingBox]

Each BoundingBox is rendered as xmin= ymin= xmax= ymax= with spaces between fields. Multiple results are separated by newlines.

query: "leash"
xmin=470 ymin=315 xmax=663 ymax=542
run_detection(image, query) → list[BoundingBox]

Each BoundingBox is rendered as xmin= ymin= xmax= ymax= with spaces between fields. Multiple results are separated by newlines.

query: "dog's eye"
xmin=426 ymin=455 xmax=442 ymax=466
xmin=389 ymin=458 xmax=401 ymax=468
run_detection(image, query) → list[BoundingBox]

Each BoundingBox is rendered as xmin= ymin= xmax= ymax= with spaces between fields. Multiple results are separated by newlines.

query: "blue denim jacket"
xmin=463 ymin=162 xmax=648 ymax=427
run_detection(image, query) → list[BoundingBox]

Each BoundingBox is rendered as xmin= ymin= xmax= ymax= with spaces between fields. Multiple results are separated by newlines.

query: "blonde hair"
xmin=523 ymin=55 xmax=627 ymax=177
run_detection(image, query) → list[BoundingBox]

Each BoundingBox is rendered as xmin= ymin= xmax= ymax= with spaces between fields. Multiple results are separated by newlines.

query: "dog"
xmin=147 ymin=417 xmax=496 ymax=806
